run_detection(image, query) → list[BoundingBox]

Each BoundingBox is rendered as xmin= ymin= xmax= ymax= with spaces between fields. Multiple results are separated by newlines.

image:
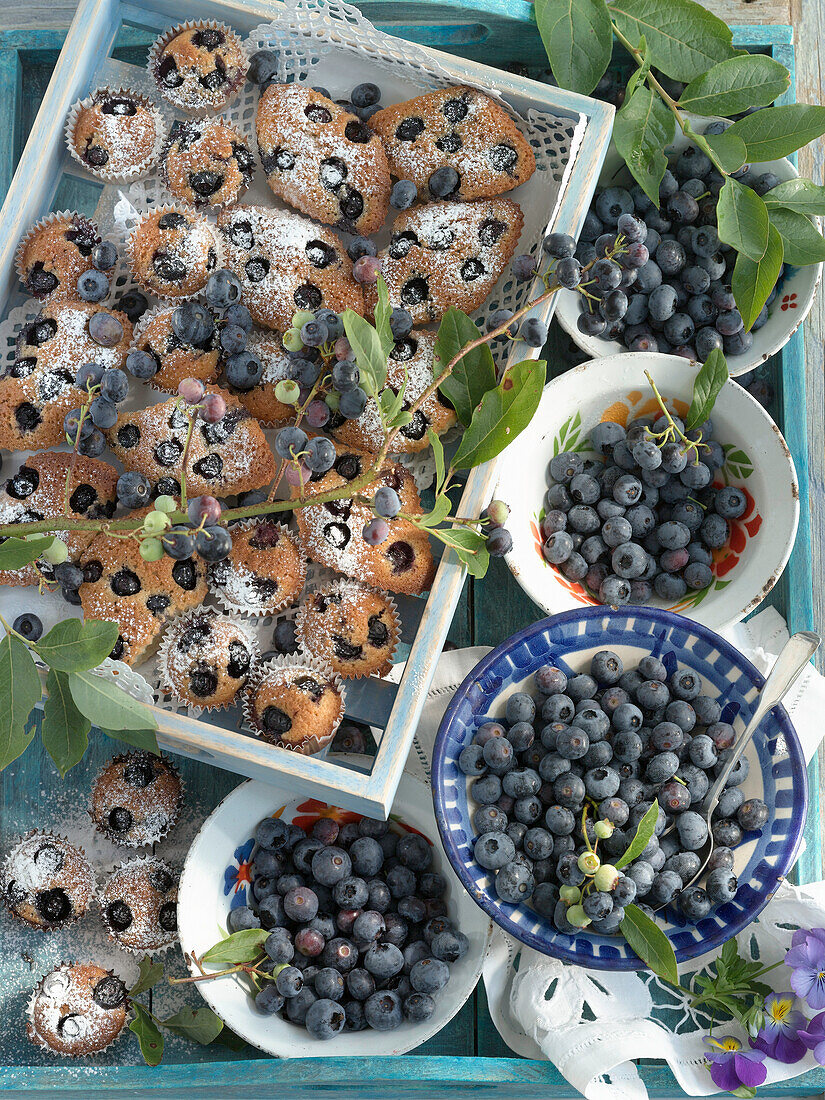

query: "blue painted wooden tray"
xmin=0 ymin=8 xmax=819 ymax=1097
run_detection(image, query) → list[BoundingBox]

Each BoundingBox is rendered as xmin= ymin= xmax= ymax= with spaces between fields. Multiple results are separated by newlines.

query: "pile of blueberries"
xmin=227 ymin=813 xmax=468 ymax=1040
xmin=64 ymin=360 xmax=130 ymax=458
xmin=574 ymin=134 xmax=785 ymax=362
xmin=459 ymin=650 xmax=769 ymax=932
xmin=541 ymin=414 xmax=746 ymax=606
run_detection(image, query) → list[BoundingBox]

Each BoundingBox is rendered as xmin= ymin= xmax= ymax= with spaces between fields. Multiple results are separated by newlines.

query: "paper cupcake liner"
xmin=153 ymin=607 xmax=261 ymax=715
xmin=89 ymin=751 xmax=185 ymax=849
xmin=26 ymin=962 xmax=131 ymax=1058
xmin=295 ymin=578 xmax=400 ymax=679
xmin=148 ymin=21 xmax=250 ymax=118
xmin=242 ymin=652 xmax=346 ymax=757
xmin=126 ymin=202 xmax=225 ymax=303
xmin=64 ymin=86 xmax=167 ymax=184
xmin=2 ymin=830 xmax=96 ymax=933
xmin=208 ymin=517 xmax=308 ymax=619
xmin=15 ymin=211 xmax=101 ymax=301
xmin=159 ymin=115 xmax=255 ymax=211
xmin=98 ymin=855 xmax=180 ymax=956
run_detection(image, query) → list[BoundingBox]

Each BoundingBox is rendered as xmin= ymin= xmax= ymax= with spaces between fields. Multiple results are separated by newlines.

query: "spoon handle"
xmin=700 ymin=631 xmax=821 ymax=817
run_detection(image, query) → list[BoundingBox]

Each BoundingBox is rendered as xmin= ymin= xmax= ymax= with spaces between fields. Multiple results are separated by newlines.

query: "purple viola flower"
xmin=750 ymin=992 xmax=807 ymax=1063
xmin=705 ymin=1035 xmax=768 ymax=1092
xmin=798 ymin=1010 xmax=825 ymax=1065
xmin=785 ymin=928 xmax=825 ymax=1009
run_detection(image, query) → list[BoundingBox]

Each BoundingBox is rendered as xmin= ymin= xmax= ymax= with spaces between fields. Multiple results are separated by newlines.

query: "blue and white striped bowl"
xmin=432 ymin=607 xmax=807 ymax=970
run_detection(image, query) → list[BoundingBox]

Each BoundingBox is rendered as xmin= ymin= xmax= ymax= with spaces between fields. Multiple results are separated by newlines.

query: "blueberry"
xmin=364 ymin=990 xmax=403 ymax=1031
xmin=13 ymin=612 xmax=43 ymax=640
xmin=77 ymin=269 xmax=109 ymax=302
xmin=428 ymin=166 xmax=460 ymax=198
xmin=596 ymin=187 xmax=634 ymax=227
xmin=706 ymin=868 xmax=738 ymax=903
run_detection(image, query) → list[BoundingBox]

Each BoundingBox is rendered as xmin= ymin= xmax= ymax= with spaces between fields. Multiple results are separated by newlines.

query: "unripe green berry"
xmin=566 ymin=904 xmax=592 ymax=928
xmin=595 ymin=820 xmax=614 ymax=839
xmin=139 ymin=537 xmax=164 ymax=561
xmin=325 ymin=391 xmax=341 ymax=411
xmin=559 ymin=885 xmax=581 ymax=905
xmin=578 ymin=851 xmax=600 ymax=875
xmin=291 ymin=310 xmax=316 ymax=329
xmin=154 ymin=494 xmax=177 ymax=514
xmin=143 ymin=510 xmax=170 ymax=535
xmin=282 ymin=328 xmax=303 ymax=352
xmin=40 ymin=537 xmax=69 ymax=565
xmin=594 ymin=864 xmax=620 ymax=892
xmin=274 ymin=379 xmax=300 ymax=404
xmin=485 ymin=499 xmax=510 ymax=527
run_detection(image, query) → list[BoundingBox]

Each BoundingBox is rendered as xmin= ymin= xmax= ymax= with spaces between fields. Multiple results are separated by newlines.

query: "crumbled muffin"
xmin=158 ymin=610 xmax=256 ymax=709
xmin=128 ymin=208 xmax=220 ymax=299
xmin=105 ymin=386 xmax=276 ymax=498
xmin=69 ymin=88 xmax=163 ymax=179
xmin=223 ymin=330 xmax=297 ymax=426
xmin=369 ymin=85 xmax=536 ymax=201
xmin=244 ymin=661 xmax=344 ymax=754
xmin=363 ymin=198 xmax=524 ymax=323
xmin=2 ymin=832 xmax=95 ymax=930
xmin=152 ymin=22 xmax=248 ymax=115
xmin=90 ymin=751 xmax=183 ymax=847
xmin=100 ymin=858 xmax=178 ymax=952
xmin=16 ymin=212 xmax=100 ymax=300
xmin=27 ymin=963 xmax=129 ymax=1057
xmin=0 ymin=452 xmax=118 ymax=587
xmin=293 ymin=441 xmax=436 ymax=596
xmin=79 ymin=517 xmax=209 ymax=666
xmin=132 ymin=304 xmax=222 ymax=393
xmin=330 ymin=329 xmax=456 ymax=453
xmin=161 ymin=117 xmax=254 ymax=208
xmin=297 ymin=579 xmax=399 ymax=678
xmin=209 ymin=520 xmax=305 ymax=617
xmin=217 ymin=204 xmax=364 ymax=331
xmin=256 ymin=83 xmax=390 ymax=235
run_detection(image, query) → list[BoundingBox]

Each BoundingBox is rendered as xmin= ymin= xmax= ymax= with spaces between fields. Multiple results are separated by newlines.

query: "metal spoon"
xmin=654 ymin=630 xmax=820 ymax=910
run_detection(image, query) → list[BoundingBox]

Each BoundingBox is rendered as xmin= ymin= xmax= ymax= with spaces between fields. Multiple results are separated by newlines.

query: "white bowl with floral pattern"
xmin=494 ymin=352 xmax=799 ymax=631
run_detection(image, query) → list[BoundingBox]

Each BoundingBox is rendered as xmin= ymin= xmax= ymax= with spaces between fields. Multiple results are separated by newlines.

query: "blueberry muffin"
xmin=79 ymin=518 xmax=209 ymax=666
xmin=292 ymin=442 xmax=436 ymax=596
xmin=27 ymin=963 xmax=129 ymax=1057
xmin=100 ymin=858 xmax=178 ymax=953
xmin=157 ymin=610 xmax=256 ymax=709
xmin=68 ymin=88 xmax=163 ymax=180
xmin=132 ymin=305 xmax=221 ymax=393
xmin=369 ymin=86 xmax=536 ymax=201
xmin=331 ymin=329 xmax=456 ymax=454
xmin=297 ymin=579 xmax=399 ymax=678
xmin=244 ymin=661 xmax=344 ymax=753
xmin=209 ymin=520 xmax=305 ymax=616
xmin=256 ymin=84 xmax=390 ymax=235
xmin=0 ymin=452 xmax=118 ymax=587
xmin=223 ymin=330 xmax=295 ymax=426
xmin=105 ymin=386 xmax=276 ymax=498
xmin=364 ymin=198 xmax=524 ymax=323
xmin=161 ymin=117 xmax=254 ymax=208
xmin=91 ymin=751 xmax=183 ymax=847
xmin=16 ymin=212 xmax=100 ymax=300
xmin=151 ymin=22 xmax=249 ymax=115
xmin=217 ymin=204 xmax=364 ymax=331
xmin=128 ymin=208 xmax=220 ymax=299
xmin=2 ymin=832 xmax=95 ymax=930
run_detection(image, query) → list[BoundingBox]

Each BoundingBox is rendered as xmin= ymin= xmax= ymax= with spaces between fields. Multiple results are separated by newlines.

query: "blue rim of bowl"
xmin=431 ymin=605 xmax=808 ymax=970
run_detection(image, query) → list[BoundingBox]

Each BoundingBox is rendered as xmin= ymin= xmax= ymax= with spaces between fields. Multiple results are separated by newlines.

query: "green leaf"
xmin=732 ymin=223 xmax=784 ymax=330
xmin=727 ymin=105 xmax=825 ymax=162
xmin=68 ymin=670 xmax=157 ymax=732
xmin=452 ymin=360 xmax=545 ymax=470
xmin=702 ymin=131 xmax=747 ymax=174
xmin=373 ymin=275 xmax=394 ymax=358
xmin=41 ymin=669 xmax=90 ymax=776
xmin=534 ymin=0 xmax=613 ymax=95
xmin=427 ymin=428 xmax=446 ymax=495
xmin=434 ymin=308 xmax=496 ymax=427
xmin=416 ymin=494 xmax=452 ymax=528
xmin=609 ymin=0 xmax=739 ymax=82
xmin=716 ymin=179 xmax=769 ymax=261
xmin=431 ymin=526 xmax=491 ymax=578
xmin=202 ymin=928 xmax=268 ymax=965
xmin=100 ymin=727 xmax=160 ymax=754
xmin=678 ymin=55 xmax=789 ymax=117
xmin=161 ymin=1006 xmax=224 ymax=1045
xmin=215 ymin=1026 xmax=247 ymax=1051
xmin=615 ymin=800 xmax=659 ymax=869
xmin=33 ymin=618 xmax=119 ymax=672
xmin=341 ymin=309 xmax=387 ymax=396
xmin=0 ymin=634 xmax=42 ymax=770
xmin=624 ymin=35 xmax=650 ymax=102
xmin=612 ymin=86 xmax=676 ymax=206
xmin=763 ymin=177 xmax=825 ymax=216
xmin=620 ymin=904 xmax=679 ymax=986
xmin=129 ymin=1003 xmax=164 ymax=1067
xmin=130 ymin=956 xmax=164 ymax=997
xmin=767 ymin=207 xmax=825 ymax=266
xmin=0 ymin=535 xmax=57 ymax=571
xmin=686 ymin=348 xmax=729 ymax=429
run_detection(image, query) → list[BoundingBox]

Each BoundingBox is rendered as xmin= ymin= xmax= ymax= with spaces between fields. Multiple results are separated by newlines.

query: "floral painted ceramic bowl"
xmin=554 ymin=122 xmax=823 ymax=377
xmin=494 ymin=352 xmax=799 ymax=632
xmin=178 ymin=766 xmax=493 ymax=1057
xmin=432 ymin=607 xmax=807 ymax=970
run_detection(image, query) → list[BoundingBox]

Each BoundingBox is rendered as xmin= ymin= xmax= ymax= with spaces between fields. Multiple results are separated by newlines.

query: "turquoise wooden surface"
xmin=0 ymin=7 xmax=820 ymax=1097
